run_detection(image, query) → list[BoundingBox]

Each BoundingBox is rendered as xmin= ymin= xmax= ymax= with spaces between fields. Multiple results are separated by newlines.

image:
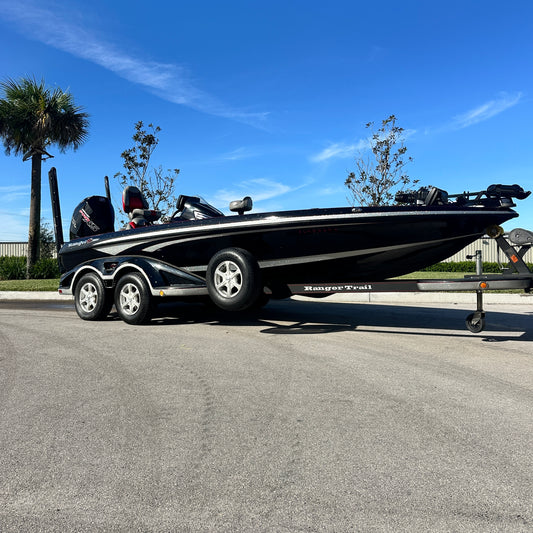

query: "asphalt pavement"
xmin=0 ymin=297 xmax=532 ymax=531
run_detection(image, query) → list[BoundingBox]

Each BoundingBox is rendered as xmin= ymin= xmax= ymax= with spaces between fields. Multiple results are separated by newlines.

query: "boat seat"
xmin=229 ymin=196 xmax=253 ymax=215
xmin=122 ymin=186 xmax=161 ymax=229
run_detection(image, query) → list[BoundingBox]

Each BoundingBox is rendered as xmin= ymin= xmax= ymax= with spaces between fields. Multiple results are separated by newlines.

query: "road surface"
xmin=0 ymin=298 xmax=531 ymax=531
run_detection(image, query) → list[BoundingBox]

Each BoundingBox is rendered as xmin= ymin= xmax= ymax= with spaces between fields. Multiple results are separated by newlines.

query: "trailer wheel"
xmin=207 ymin=248 xmax=261 ymax=311
xmin=74 ymin=272 xmax=112 ymax=321
xmin=115 ymin=272 xmax=153 ymax=324
xmin=465 ymin=312 xmax=485 ymax=333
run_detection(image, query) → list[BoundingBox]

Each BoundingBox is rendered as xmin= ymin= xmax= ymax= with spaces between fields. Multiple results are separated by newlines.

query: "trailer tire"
xmin=465 ymin=312 xmax=485 ymax=333
xmin=207 ymin=248 xmax=262 ymax=311
xmin=74 ymin=272 xmax=112 ymax=321
xmin=115 ymin=272 xmax=153 ymax=325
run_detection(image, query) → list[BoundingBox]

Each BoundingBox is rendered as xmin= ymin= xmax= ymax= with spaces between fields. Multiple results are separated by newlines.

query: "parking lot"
xmin=0 ymin=298 xmax=531 ymax=531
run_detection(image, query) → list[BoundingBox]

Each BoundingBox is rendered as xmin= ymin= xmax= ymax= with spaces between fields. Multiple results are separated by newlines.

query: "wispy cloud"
xmin=0 ymin=1 xmax=268 ymax=126
xmin=1 ymin=184 xmax=29 ymax=203
xmin=0 ymin=208 xmax=30 ymax=240
xmin=311 ymin=139 xmax=370 ymax=163
xmin=319 ymin=185 xmax=345 ymax=196
xmin=220 ymin=147 xmax=259 ymax=161
xmin=311 ymin=128 xmax=417 ymax=163
xmin=452 ymin=92 xmax=523 ymax=129
xmin=210 ymin=178 xmax=305 ymax=208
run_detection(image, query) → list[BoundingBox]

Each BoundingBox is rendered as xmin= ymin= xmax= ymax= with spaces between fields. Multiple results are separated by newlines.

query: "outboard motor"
xmin=70 ymin=195 xmax=115 ymax=240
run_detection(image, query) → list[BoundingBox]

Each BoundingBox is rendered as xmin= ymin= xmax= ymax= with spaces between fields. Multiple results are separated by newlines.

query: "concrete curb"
xmin=0 ymin=291 xmax=72 ymax=301
xmin=1 ymin=291 xmax=531 ymax=305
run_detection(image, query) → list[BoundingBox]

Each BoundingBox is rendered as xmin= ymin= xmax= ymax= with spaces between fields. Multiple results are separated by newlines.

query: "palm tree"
xmin=0 ymin=77 xmax=89 ymax=277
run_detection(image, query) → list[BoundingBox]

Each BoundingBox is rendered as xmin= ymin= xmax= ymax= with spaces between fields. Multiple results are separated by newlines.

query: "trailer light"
xmin=479 ymin=282 xmax=488 ymax=289
xmin=159 ymin=290 xmax=165 ymax=296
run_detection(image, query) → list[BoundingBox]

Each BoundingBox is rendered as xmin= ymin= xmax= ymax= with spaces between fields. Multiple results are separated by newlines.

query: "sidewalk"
xmin=1 ymin=291 xmax=531 ymax=305
xmin=0 ymin=291 xmax=72 ymax=301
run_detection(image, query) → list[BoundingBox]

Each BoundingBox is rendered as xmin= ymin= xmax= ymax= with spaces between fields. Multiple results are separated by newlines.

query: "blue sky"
xmin=1 ymin=0 xmax=532 ymax=241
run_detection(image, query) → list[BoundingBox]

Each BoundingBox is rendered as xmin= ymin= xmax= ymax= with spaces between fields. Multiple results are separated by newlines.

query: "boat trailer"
xmin=288 ymin=227 xmax=533 ymax=333
xmin=50 ymin=168 xmax=531 ymax=332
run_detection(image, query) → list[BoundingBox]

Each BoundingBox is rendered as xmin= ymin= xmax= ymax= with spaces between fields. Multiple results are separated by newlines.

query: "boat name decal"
xmin=303 ymin=284 xmax=373 ymax=292
xmin=65 ymin=237 xmax=98 ymax=248
xmin=298 ymin=227 xmax=338 ymax=235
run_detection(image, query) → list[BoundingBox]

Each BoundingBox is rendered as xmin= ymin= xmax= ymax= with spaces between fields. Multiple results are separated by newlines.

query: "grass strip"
xmin=0 ymin=279 xmax=60 ymax=291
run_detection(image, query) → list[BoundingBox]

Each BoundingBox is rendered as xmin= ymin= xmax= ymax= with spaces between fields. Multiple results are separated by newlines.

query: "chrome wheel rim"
xmin=79 ymin=282 xmax=98 ymax=312
xmin=214 ymin=260 xmax=243 ymax=298
xmin=119 ymin=282 xmax=141 ymax=315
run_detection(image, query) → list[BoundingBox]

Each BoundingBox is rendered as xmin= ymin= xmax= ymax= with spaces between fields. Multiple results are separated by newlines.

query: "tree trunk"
xmin=26 ymin=153 xmax=42 ymax=279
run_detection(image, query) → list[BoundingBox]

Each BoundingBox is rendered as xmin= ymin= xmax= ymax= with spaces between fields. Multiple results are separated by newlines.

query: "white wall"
xmin=445 ymin=236 xmax=532 ymax=263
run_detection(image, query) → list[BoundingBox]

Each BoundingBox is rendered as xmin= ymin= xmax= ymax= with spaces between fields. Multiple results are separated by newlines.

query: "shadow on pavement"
xmin=149 ymin=299 xmax=532 ymax=342
xmin=6 ymin=297 xmax=530 ymax=341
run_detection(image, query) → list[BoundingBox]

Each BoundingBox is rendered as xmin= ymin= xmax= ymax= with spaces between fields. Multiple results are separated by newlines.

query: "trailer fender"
xmin=59 ymin=256 xmax=207 ymax=297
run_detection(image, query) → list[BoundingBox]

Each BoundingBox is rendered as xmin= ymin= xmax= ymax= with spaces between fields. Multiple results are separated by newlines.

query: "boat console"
xmin=170 ymin=194 xmax=252 ymax=220
xmin=172 ymin=195 xmax=225 ymax=221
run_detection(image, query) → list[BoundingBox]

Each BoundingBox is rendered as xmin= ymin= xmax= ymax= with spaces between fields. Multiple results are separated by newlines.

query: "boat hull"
xmin=59 ymin=205 xmax=518 ymax=285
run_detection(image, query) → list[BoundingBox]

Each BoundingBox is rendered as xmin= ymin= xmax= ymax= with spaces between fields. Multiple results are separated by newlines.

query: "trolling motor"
xmin=395 ymin=186 xmax=448 ymax=205
xmin=396 ymin=184 xmax=531 ymax=207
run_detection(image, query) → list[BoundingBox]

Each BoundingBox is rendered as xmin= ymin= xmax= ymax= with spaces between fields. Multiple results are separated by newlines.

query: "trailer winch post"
xmin=494 ymin=234 xmax=532 ymax=275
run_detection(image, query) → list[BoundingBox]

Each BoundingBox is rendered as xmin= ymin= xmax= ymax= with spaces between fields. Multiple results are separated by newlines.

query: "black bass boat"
xmin=49 ymin=168 xmax=531 ymax=329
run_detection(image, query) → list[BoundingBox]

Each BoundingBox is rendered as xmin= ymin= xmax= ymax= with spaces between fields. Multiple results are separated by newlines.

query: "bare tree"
xmin=345 ymin=115 xmax=418 ymax=206
xmin=114 ymin=121 xmax=180 ymax=217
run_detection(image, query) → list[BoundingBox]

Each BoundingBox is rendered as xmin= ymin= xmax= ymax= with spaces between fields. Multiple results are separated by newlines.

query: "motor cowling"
xmin=70 ymin=196 xmax=115 ymax=240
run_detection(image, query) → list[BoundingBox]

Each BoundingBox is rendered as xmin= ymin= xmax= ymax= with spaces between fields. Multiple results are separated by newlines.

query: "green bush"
xmin=421 ymin=261 xmax=533 ymax=273
xmin=0 ymin=256 xmax=60 ymax=280
xmin=0 ymin=256 xmax=27 ymax=280
xmin=30 ymin=258 xmax=60 ymax=279
xmin=421 ymin=261 xmax=475 ymax=272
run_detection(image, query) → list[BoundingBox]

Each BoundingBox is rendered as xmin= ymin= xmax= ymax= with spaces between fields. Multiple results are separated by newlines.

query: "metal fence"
xmin=0 ymin=242 xmax=57 ymax=258
xmin=0 ymin=242 xmax=28 ymax=257
xmin=445 ymin=235 xmax=532 ymax=263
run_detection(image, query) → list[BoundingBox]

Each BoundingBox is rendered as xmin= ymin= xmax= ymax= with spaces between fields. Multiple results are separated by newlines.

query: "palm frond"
xmin=0 ymin=76 xmax=89 ymax=156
